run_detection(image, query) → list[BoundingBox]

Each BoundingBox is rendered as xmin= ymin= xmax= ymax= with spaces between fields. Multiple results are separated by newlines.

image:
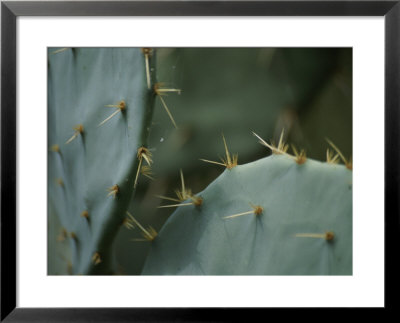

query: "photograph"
xmin=48 ymin=47 xmax=353 ymax=276
xmin=2 ymin=0 xmax=397 ymax=319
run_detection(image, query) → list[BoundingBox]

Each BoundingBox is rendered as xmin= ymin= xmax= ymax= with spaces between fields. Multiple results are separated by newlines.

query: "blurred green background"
xmin=48 ymin=47 xmax=352 ymax=275
xmin=112 ymin=47 xmax=352 ymax=275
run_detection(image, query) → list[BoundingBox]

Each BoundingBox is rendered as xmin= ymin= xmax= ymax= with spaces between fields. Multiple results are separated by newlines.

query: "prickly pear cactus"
xmin=142 ymin=134 xmax=352 ymax=275
xmin=48 ymin=48 xmax=157 ymax=274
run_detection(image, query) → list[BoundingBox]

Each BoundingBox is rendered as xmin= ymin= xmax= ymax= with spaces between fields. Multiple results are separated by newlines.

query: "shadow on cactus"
xmin=48 ymin=47 xmax=352 ymax=275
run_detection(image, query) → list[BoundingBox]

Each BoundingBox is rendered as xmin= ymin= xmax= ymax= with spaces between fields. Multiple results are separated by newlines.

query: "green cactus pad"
xmin=142 ymin=154 xmax=352 ymax=275
xmin=48 ymin=48 xmax=156 ymax=274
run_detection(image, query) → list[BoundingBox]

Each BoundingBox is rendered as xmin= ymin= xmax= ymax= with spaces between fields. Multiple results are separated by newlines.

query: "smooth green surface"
xmin=142 ymin=155 xmax=352 ymax=275
xmin=48 ymin=48 xmax=156 ymax=274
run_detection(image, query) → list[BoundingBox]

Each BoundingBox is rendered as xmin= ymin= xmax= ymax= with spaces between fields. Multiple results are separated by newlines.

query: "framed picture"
xmin=1 ymin=0 xmax=398 ymax=320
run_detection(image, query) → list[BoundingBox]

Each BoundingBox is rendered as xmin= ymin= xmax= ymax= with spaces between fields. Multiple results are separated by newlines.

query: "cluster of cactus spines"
xmin=326 ymin=139 xmax=352 ymax=170
xmin=134 ymin=146 xmax=153 ymax=189
xmin=48 ymin=47 xmax=185 ymax=274
xmin=125 ymin=211 xmax=158 ymax=242
xmin=141 ymin=131 xmax=352 ymax=275
xmin=200 ymin=134 xmax=238 ymax=170
xmin=157 ymin=170 xmax=203 ymax=209
xmin=154 ymin=82 xmax=182 ymax=129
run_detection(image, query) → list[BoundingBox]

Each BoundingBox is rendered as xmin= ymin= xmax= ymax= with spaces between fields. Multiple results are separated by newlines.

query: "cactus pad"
xmin=142 ymin=154 xmax=352 ymax=275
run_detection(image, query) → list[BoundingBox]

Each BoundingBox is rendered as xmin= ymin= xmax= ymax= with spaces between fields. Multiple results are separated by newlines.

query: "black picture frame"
xmin=1 ymin=1 xmax=399 ymax=321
